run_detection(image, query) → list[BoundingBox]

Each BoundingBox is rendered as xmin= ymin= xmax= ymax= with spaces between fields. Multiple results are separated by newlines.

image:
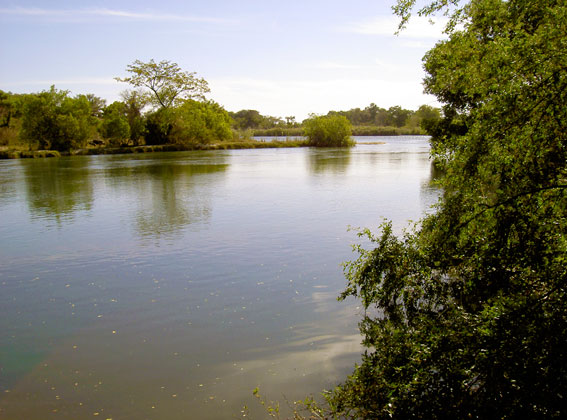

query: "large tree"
xmin=115 ymin=59 xmax=210 ymax=109
xmin=327 ymin=0 xmax=567 ymax=418
xmin=19 ymin=86 xmax=95 ymax=151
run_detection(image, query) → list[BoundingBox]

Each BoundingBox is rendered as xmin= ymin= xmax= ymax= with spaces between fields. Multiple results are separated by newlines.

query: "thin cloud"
xmin=345 ymin=15 xmax=448 ymax=39
xmin=0 ymin=7 xmax=235 ymax=24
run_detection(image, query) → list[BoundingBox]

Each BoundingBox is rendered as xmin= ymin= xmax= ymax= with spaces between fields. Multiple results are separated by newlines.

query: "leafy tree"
xmin=82 ymin=93 xmax=106 ymax=118
xmin=100 ymin=101 xmax=131 ymax=145
xmin=0 ymin=91 xmax=21 ymax=147
xmin=229 ymin=109 xmax=285 ymax=130
xmin=327 ymin=0 xmax=567 ymax=418
xmin=120 ymin=89 xmax=147 ymax=144
xmin=115 ymin=59 xmax=210 ymax=109
xmin=0 ymin=90 xmax=13 ymax=128
xmin=169 ymin=99 xmax=232 ymax=145
xmin=386 ymin=105 xmax=412 ymax=127
xmin=144 ymin=108 xmax=174 ymax=145
xmin=303 ymin=114 xmax=354 ymax=147
xmin=230 ymin=109 xmax=264 ymax=129
xmin=20 ymin=86 xmax=94 ymax=151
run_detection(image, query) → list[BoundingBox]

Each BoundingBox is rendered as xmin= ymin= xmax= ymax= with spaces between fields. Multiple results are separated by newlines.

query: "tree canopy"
xmin=327 ymin=0 xmax=567 ymax=418
xmin=115 ymin=59 xmax=210 ymax=109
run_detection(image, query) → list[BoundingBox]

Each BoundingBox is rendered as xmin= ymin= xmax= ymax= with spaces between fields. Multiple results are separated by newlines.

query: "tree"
xmin=303 ymin=114 xmax=354 ymax=147
xmin=20 ymin=86 xmax=94 ymax=151
xmin=115 ymin=59 xmax=210 ymax=109
xmin=327 ymin=0 xmax=567 ymax=418
xmin=120 ymin=89 xmax=147 ymax=144
xmin=386 ymin=105 xmax=412 ymax=127
xmin=82 ymin=93 xmax=106 ymax=118
xmin=100 ymin=102 xmax=131 ymax=145
xmin=144 ymin=108 xmax=174 ymax=145
xmin=230 ymin=109 xmax=265 ymax=129
xmin=169 ymin=99 xmax=232 ymax=145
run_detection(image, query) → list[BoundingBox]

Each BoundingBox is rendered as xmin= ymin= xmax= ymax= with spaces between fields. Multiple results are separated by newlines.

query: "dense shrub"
xmin=303 ymin=114 xmax=353 ymax=147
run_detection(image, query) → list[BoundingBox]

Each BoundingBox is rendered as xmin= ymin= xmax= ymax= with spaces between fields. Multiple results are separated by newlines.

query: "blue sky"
xmin=0 ymin=0 xmax=446 ymax=120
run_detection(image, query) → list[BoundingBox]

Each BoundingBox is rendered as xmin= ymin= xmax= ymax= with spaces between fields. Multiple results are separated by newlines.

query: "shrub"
xmin=303 ymin=114 xmax=353 ymax=147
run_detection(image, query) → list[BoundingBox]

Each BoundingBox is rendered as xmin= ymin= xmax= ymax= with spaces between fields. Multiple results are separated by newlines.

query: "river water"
xmin=0 ymin=136 xmax=439 ymax=419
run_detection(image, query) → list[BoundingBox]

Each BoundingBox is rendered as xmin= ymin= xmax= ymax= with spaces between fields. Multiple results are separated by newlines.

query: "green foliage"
xmin=0 ymin=90 xmax=21 ymax=147
xmin=19 ymin=86 xmax=94 ymax=151
xmin=251 ymin=127 xmax=304 ymax=137
xmin=326 ymin=103 xmax=430 ymax=128
xmin=328 ymin=0 xmax=567 ymax=418
xmin=144 ymin=108 xmax=174 ymax=146
xmin=115 ymin=59 xmax=210 ymax=109
xmin=303 ymin=115 xmax=354 ymax=147
xmin=101 ymin=102 xmax=131 ymax=145
xmin=229 ymin=109 xmax=287 ymax=130
xmin=169 ymin=100 xmax=232 ymax=145
xmin=120 ymin=89 xmax=147 ymax=143
xmin=350 ymin=125 xmax=423 ymax=136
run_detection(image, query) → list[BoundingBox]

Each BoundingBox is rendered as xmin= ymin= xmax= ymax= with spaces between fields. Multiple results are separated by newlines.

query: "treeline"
xmin=230 ymin=104 xmax=441 ymax=136
xmin=0 ymin=87 xmax=234 ymax=152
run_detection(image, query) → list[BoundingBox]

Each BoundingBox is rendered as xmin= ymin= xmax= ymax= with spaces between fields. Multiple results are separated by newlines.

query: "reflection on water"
xmin=307 ymin=149 xmax=351 ymax=174
xmin=0 ymin=137 xmax=440 ymax=419
xmin=102 ymin=155 xmax=228 ymax=240
xmin=24 ymin=158 xmax=94 ymax=223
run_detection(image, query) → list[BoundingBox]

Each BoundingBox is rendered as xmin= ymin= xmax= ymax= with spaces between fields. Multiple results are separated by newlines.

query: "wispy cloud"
xmin=0 ymin=7 xmax=235 ymax=24
xmin=344 ymin=15 xmax=448 ymax=39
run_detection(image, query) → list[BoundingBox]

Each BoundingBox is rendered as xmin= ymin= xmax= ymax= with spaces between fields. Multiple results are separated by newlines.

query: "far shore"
xmin=0 ymin=138 xmax=390 ymax=159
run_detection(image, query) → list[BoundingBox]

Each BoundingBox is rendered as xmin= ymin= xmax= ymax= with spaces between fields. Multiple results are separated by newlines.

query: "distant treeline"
xmin=230 ymin=104 xmax=440 ymax=137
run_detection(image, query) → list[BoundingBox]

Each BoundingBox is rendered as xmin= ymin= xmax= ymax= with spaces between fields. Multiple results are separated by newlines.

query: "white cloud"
xmin=346 ymin=15 xmax=448 ymax=39
xmin=0 ymin=7 xmax=234 ymax=24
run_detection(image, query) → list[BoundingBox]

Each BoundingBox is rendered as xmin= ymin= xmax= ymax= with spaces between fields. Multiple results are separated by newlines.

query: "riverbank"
xmin=0 ymin=139 xmax=310 ymax=159
xmin=252 ymin=126 xmax=424 ymax=137
xmin=0 ymin=136 xmax=396 ymax=159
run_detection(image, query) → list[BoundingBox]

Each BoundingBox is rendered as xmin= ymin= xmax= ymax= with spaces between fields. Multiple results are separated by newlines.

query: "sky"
xmin=0 ymin=0 xmax=447 ymax=121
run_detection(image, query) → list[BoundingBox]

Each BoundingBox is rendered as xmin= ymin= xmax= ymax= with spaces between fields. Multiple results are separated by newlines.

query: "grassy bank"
xmin=0 ymin=149 xmax=61 ymax=159
xmin=0 ymin=139 xmax=310 ymax=159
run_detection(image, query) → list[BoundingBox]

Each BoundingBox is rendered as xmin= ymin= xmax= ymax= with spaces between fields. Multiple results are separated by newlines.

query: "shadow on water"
xmin=23 ymin=157 xmax=94 ymax=224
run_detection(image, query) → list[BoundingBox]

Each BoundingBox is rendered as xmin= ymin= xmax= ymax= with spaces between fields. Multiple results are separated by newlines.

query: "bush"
xmin=303 ymin=114 xmax=353 ymax=147
xmin=169 ymin=100 xmax=232 ymax=145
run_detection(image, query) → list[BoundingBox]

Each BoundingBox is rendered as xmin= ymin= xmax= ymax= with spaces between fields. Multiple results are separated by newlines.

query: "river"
xmin=0 ymin=136 xmax=439 ymax=419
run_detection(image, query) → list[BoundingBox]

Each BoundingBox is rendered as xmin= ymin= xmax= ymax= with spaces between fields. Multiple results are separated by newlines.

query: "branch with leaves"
xmin=115 ymin=59 xmax=210 ymax=109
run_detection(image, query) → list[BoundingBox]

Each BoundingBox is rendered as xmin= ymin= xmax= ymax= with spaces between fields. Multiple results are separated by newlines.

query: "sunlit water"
xmin=0 ymin=136 xmax=439 ymax=419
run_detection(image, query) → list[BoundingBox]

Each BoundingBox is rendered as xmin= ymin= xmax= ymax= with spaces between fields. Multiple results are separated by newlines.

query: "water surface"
xmin=0 ymin=136 xmax=439 ymax=419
